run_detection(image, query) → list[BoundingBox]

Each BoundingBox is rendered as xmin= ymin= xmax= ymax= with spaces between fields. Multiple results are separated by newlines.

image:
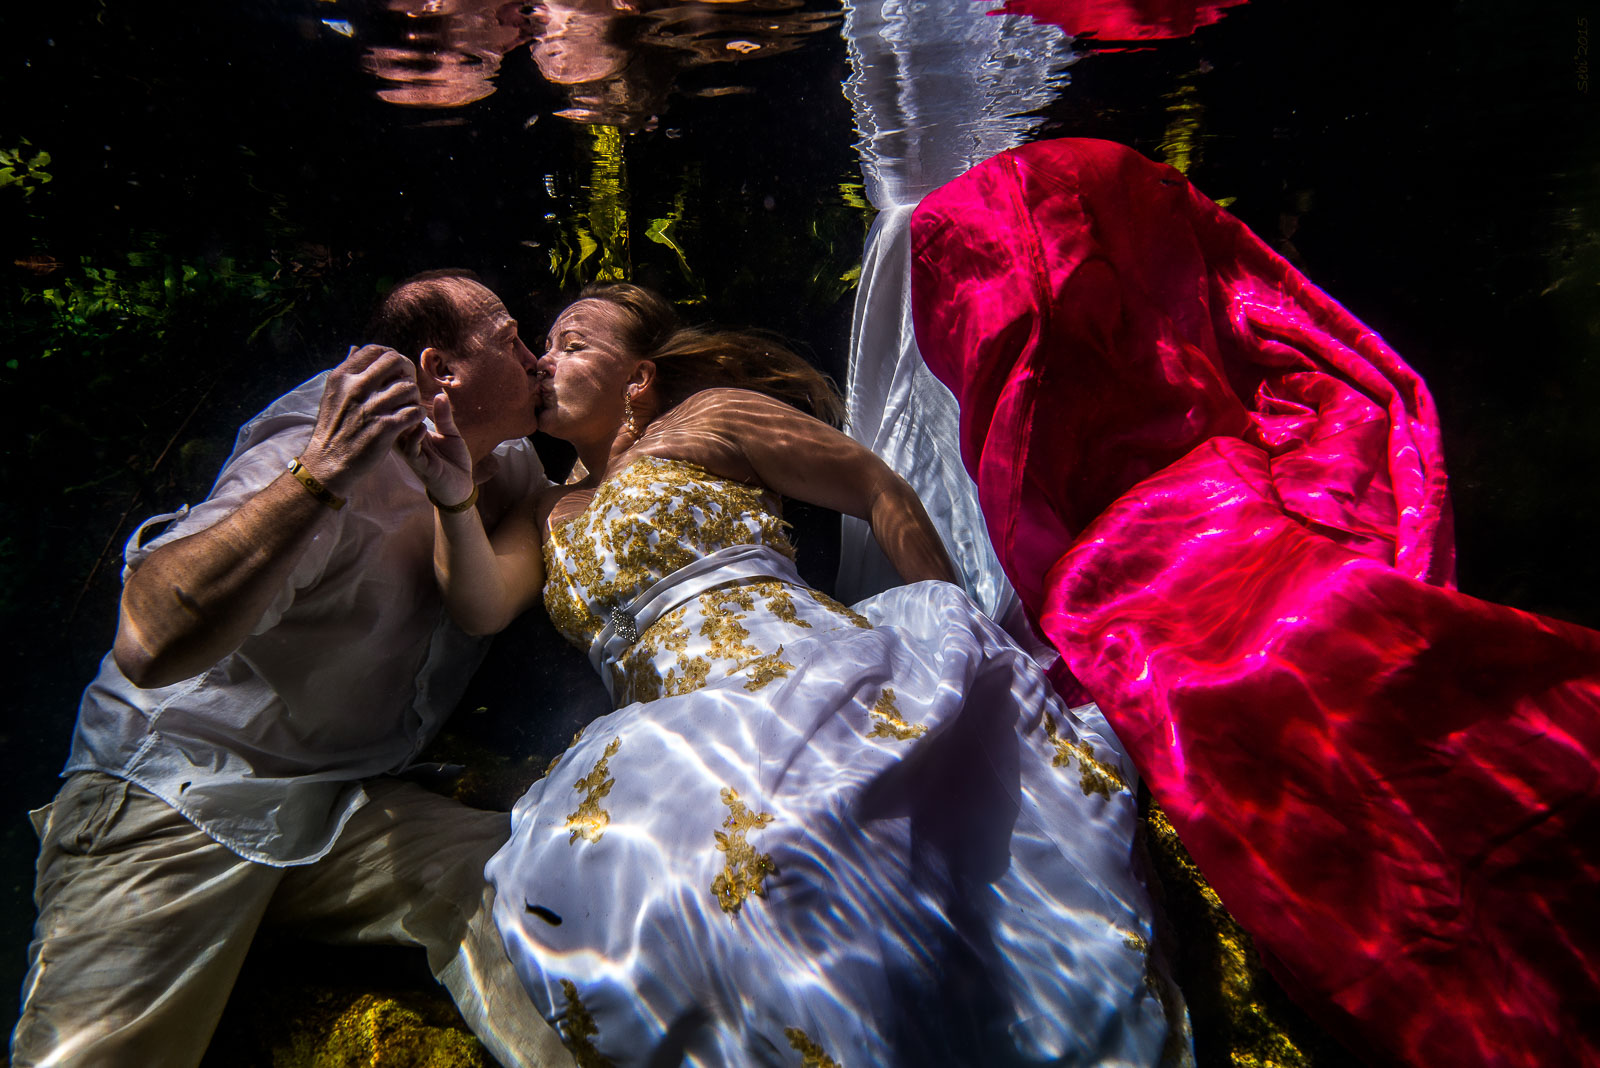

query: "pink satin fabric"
xmin=909 ymin=138 xmax=1600 ymax=1068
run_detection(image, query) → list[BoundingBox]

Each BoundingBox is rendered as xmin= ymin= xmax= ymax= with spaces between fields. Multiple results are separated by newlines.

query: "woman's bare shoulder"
xmin=642 ymin=389 xmax=794 ymax=476
xmin=671 ymin=387 xmax=799 ymax=421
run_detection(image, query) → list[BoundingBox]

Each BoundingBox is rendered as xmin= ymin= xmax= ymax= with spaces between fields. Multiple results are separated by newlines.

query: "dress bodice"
xmin=543 ymin=454 xmax=870 ymax=704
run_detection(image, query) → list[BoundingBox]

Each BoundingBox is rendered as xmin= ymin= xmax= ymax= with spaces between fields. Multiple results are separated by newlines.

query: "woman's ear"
xmin=419 ymin=346 xmax=459 ymax=390
xmin=629 ymin=359 xmax=657 ymax=396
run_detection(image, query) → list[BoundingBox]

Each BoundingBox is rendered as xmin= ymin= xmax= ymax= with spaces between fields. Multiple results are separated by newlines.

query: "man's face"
xmin=439 ymin=279 xmax=542 ymax=446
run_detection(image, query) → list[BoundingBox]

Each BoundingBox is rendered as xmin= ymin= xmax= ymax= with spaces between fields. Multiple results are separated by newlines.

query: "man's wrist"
xmin=292 ymin=447 xmax=352 ymax=495
xmin=287 ymin=457 xmax=347 ymax=511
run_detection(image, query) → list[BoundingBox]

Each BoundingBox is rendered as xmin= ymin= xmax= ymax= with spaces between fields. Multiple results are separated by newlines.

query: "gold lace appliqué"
xmin=785 ymin=1027 xmax=842 ymax=1067
xmin=812 ymin=589 xmax=872 ymax=629
xmin=1043 ymin=712 xmax=1128 ymax=798
xmin=699 ymin=606 xmax=764 ymax=662
xmin=756 ymin=582 xmax=813 ymax=628
xmin=542 ymin=455 xmax=795 ymax=652
xmin=741 ymin=648 xmax=794 ymax=692
xmin=664 ymin=656 xmax=711 ymax=697
xmin=867 ymin=687 xmax=927 ymax=741
xmin=556 ymin=979 xmax=615 ymax=1068
xmin=1145 ymin=803 xmax=1293 ymax=1068
xmin=710 ymin=787 xmax=777 ymax=914
xmin=566 ymin=737 xmax=622 ymax=844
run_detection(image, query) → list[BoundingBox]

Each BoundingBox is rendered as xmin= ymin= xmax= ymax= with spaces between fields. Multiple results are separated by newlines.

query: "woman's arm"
xmin=664 ymin=389 xmax=959 ymax=585
xmin=431 ymin=494 xmax=545 ymax=636
xmin=402 ymin=394 xmax=546 ymax=635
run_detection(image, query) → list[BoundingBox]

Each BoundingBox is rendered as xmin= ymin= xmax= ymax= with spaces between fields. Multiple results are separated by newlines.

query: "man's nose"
xmin=516 ymin=337 xmax=539 ymax=367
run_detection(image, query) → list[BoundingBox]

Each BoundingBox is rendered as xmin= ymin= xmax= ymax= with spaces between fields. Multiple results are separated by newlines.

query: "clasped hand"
xmin=299 ymin=344 xmax=428 ymax=495
xmin=396 ymin=391 xmax=477 ymax=507
xmin=298 ymin=344 xmax=477 ymax=506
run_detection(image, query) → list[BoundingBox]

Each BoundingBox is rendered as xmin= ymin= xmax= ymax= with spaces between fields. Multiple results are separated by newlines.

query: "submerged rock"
xmin=202 ymin=942 xmax=492 ymax=1068
xmin=271 ymin=991 xmax=487 ymax=1068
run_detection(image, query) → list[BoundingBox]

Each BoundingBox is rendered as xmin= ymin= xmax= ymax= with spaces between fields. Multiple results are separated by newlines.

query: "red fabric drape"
xmin=983 ymin=0 xmax=1248 ymax=41
xmin=910 ymin=137 xmax=1600 ymax=1068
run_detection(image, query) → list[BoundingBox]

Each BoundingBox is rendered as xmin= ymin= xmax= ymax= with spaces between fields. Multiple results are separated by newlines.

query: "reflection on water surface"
xmin=351 ymin=0 xmax=840 ymax=125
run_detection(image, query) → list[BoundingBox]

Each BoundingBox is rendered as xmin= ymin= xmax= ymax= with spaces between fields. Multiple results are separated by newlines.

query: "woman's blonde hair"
xmin=577 ymin=283 xmax=846 ymax=428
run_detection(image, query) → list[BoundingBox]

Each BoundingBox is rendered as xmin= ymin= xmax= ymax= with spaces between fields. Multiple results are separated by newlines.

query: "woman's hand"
xmin=398 ymin=390 xmax=545 ymax=635
xmin=398 ymin=392 xmax=477 ymax=507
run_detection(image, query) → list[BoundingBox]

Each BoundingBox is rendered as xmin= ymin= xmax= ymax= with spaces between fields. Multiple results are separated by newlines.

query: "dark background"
xmin=2 ymin=0 xmax=1596 ymax=1061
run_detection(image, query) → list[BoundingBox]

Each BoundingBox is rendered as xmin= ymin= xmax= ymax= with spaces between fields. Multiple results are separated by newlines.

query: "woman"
xmin=404 ymin=284 xmax=1186 ymax=1066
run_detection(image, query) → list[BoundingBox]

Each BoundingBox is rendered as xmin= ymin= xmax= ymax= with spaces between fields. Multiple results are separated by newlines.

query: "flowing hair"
xmin=577 ymin=283 xmax=846 ymax=428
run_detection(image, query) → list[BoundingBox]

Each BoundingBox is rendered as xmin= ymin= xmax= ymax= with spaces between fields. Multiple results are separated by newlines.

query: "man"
xmin=13 ymin=271 xmax=574 ymax=1067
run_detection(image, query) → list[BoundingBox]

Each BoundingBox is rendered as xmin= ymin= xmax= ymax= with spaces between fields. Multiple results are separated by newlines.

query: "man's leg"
xmin=12 ymin=772 xmax=282 ymax=1067
xmin=270 ymin=778 xmax=573 ymax=1067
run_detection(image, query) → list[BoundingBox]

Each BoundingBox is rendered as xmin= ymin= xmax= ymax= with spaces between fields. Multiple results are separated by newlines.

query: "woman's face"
xmin=536 ymin=298 xmax=638 ymax=442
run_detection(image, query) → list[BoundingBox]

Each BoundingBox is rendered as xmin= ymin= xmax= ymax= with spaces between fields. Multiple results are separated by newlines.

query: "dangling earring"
xmin=623 ymin=391 xmax=640 ymax=439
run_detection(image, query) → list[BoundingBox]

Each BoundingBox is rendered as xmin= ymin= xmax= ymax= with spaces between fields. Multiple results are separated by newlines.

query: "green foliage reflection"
xmin=549 ymin=126 xmax=631 ymax=288
xmin=0 ymin=140 xmax=53 ymax=198
xmin=1 ymin=139 xmax=337 ymax=636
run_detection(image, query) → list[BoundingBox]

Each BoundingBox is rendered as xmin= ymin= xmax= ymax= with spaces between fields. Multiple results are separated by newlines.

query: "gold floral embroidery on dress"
xmin=566 ymin=738 xmax=622 ymax=844
xmin=556 ymin=979 xmax=615 ymax=1068
xmin=618 ymin=581 xmax=817 ymax=701
xmin=699 ymin=607 xmax=764 ymax=663
xmin=1145 ymin=803 xmax=1293 ymax=1068
xmin=1043 ymin=712 xmax=1128 ymax=798
xmin=545 ymin=457 xmax=879 ymax=705
xmin=784 ymin=1027 xmax=841 ymax=1067
xmin=614 ymin=604 xmax=691 ymax=704
xmin=654 ymin=604 xmax=691 ymax=653
xmin=664 ymin=656 xmax=711 ymax=697
xmin=711 ymin=787 xmax=777 ymax=914
xmin=709 ymin=586 xmax=758 ymax=613
xmin=542 ymin=537 xmax=596 ymax=649
xmin=752 ymin=582 xmax=812 ymax=628
xmin=867 ymin=688 xmax=927 ymax=741
xmin=811 ymin=589 xmax=872 ymax=629
xmin=542 ymin=455 xmax=796 ymax=652
xmin=740 ymin=648 xmax=794 ymax=691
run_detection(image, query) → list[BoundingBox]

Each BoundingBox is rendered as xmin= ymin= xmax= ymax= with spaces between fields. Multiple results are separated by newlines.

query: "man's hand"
xmin=113 ymin=347 xmax=427 ymax=688
xmin=297 ymin=345 xmax=426 ymax=495
xmin=398 ymin=393 xmax=477 ymax=507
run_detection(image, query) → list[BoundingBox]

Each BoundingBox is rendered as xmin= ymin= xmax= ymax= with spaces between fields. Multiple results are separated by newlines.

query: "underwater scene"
xmin=3 ymin=0 xmax=1598 ymax=1064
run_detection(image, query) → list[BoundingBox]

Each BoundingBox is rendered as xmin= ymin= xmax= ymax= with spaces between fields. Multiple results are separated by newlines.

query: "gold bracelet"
xmin=287 ymin=457 xmax=346 ymax=511
xmin=428 ymin=483 xmax=479 ymax=514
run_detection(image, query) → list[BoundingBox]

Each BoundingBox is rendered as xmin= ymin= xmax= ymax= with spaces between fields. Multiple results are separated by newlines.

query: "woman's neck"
xmin=573 ymin=427 xmax=642 ymax=486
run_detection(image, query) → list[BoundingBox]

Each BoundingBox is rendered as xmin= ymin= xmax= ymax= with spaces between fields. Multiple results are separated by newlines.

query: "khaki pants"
xmin=12 ymin=772 xmax=573 ymax=1068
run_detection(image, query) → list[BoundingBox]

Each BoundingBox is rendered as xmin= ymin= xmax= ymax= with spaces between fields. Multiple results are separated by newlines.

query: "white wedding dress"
xmin=486 ymin=454 xmax=1183 ymax=1066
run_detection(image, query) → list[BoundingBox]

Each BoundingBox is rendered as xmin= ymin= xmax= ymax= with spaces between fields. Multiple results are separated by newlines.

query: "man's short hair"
xmin=366 ymin=269 xmax=485 ymax=358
